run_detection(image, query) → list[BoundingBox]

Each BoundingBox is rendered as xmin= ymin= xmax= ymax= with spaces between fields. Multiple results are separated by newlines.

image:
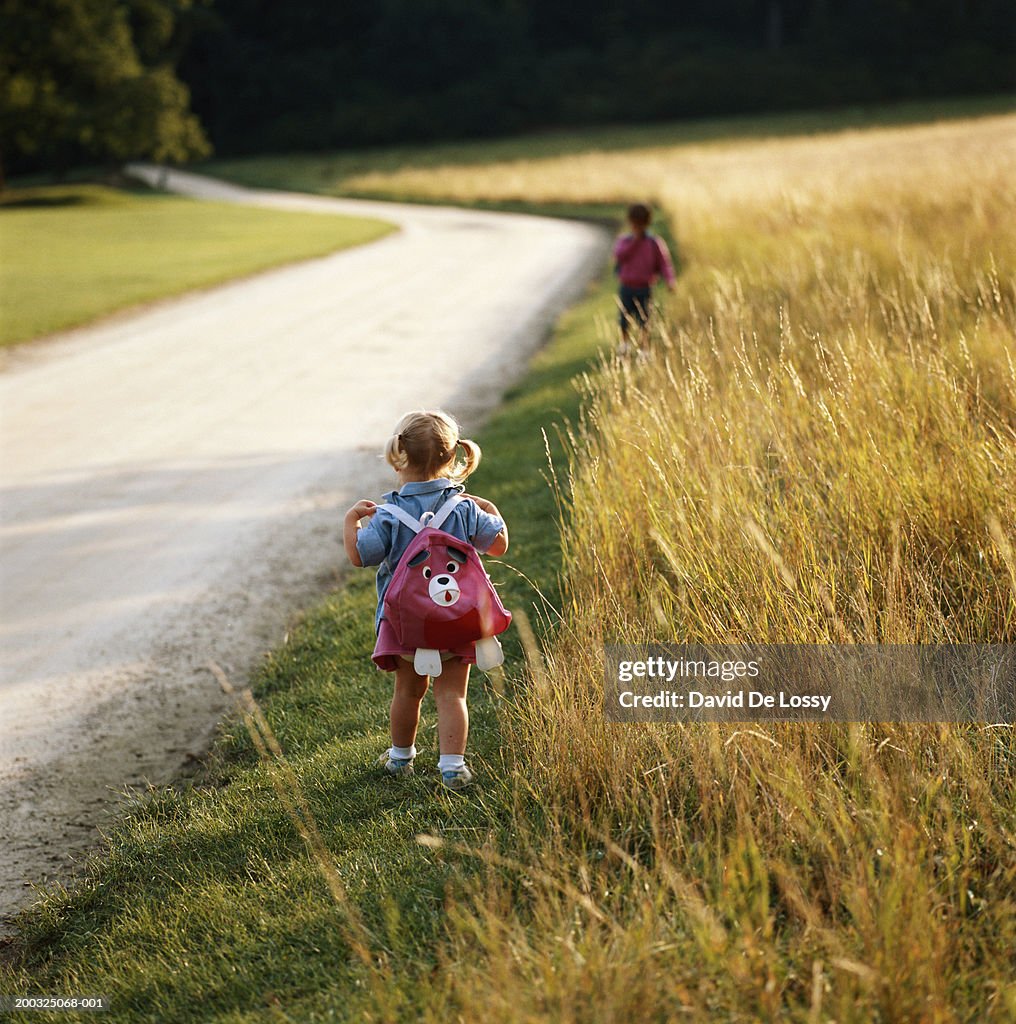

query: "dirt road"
xmin=0 ymin=167 xmax=608 ymax=930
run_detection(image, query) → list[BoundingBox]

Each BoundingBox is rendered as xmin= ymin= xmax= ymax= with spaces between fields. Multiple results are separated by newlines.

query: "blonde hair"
xmin=384 ymin=410 xmax=481 ymax=483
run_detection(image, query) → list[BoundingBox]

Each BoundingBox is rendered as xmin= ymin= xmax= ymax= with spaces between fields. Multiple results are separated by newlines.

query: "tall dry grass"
xmin=369 ymin=116 xmax=1016 ymax=1021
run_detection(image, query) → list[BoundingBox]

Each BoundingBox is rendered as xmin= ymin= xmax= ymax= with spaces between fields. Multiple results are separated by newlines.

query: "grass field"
xmin=202 ymin=95 xmax=1014 ymax=203
xmin=326 ymin=107 xmax=1016 ymax=1020
xmin=3 ymin=101 xmax=1015 ymax=1022
xmin=335 ymin=107 xmax=1016 ymax=1021
xmin=0 ymin=184 xmax=393 ymax=347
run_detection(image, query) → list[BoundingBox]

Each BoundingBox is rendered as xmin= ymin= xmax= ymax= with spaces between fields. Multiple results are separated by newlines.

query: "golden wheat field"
xmin=349 ymin=115 xmax=1016 ymax=1022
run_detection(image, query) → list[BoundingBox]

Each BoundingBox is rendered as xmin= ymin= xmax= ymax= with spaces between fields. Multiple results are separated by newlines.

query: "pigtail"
xmin=383 ymin=410 xmax=481 ymax=481
xmin=385 ymin=430 xmax=408 ymax=472
xmin=450 ymin=438 xmax=482 ymax=482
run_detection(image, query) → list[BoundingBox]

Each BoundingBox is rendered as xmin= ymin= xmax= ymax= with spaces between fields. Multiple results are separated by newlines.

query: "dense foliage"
xmin=3 ymin=1 xmax=1012 ymax=173
xmin=0 ymin=0 xmax=209 ymax=178
xmin=181 ymin=0 xmax=1015 ymax=155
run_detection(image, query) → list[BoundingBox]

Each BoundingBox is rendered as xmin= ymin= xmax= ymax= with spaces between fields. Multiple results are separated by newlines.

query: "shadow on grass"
xmin=0 ymin=194 xmax=90 ymax=209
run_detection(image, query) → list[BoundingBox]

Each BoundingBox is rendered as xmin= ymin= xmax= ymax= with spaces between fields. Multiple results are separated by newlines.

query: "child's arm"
xmin=654 ymin=236 xmax=677 ymax=291
xmin=343 ymin=499 xmax=378 ymax=567
xmin=462 ymin=493 xmax=509 ymax=556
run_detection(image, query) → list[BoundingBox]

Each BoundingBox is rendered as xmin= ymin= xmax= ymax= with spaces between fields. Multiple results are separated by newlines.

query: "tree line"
xmin=1 ymin=0 xmax=209 ymax=181
xmin=2 ymin=0 xmax=1013 ymax=177
xmin=183 ymin=0 xmax=1014 ymax=154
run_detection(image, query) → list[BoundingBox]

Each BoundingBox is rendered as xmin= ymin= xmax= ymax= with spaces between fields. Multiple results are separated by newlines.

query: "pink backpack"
xmin=380 ymin=494 xmax=511 ymax=677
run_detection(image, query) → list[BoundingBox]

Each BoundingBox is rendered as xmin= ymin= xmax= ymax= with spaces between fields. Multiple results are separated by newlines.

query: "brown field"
xmin=354 ymin=113 xmax=1016 ymax=1021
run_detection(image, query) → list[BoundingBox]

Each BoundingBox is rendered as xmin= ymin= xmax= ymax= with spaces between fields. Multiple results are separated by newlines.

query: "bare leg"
xmin=432 ymin=658 xmax=470 ymax=755
xmin=390 ymin=660 xmax=429 ymax=748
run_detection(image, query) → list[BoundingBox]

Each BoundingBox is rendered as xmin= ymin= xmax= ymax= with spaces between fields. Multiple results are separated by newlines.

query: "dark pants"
xmin=618 ymin=285 xmax=652 ymax=331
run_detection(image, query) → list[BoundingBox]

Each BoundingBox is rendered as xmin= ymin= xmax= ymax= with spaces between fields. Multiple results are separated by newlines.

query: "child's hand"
xmin=348 ymin=499 xmax=378 ymax=521
xmin=462 ymin=493 xmax=496 ymax=515
xmin=343 ymin=500 xmax=377 ymax=567
xmin=463 ymin=493 xmax=509 ymax=555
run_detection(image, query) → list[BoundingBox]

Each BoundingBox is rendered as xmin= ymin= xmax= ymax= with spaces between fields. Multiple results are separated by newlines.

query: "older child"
xmin=614 ymin=202 xmax=676 ymax=350
xmin=343 ymin=410 xmax=508 ymax=790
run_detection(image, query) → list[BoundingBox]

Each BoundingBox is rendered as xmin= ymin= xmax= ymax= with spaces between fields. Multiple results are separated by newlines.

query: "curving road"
xmin=0 ymin=167 xmax=608 ymax=929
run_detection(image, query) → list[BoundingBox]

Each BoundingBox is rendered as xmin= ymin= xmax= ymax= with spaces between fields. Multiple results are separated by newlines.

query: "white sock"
xmin=390 ymin=744 xmax=416 ymax=761
xmin=438 ymin=753 xmax=465 ymax=772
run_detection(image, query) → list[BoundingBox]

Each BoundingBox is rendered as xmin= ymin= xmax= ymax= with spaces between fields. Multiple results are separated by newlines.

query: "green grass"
xmin=0 ymin=184 xmax=394 ymax=347
xmin=0 ymin=254 xmax=618 ymax=1022
xmin=5 ymin=96 xmax=1014 ymax=1022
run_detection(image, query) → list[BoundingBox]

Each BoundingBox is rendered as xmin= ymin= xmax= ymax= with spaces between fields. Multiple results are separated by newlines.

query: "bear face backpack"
xmin=380 ymin=494 xmax=511 ymax=677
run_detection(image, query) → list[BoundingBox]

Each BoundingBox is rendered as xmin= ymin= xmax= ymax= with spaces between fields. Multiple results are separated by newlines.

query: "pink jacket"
xmin=613 ymin=233 xmax=676 ymax=288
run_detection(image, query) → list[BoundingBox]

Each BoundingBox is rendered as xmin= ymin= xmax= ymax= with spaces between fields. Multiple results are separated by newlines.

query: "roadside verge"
xmin=0 ymin=207 xmax=622 ymax=1023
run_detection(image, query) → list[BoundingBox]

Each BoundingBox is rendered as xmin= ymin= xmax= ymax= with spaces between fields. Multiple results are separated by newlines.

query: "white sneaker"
xmin=440 ymin=764 xmax=474 ymax=790
xmin=379 ymin=751 xmax=414 ymax=778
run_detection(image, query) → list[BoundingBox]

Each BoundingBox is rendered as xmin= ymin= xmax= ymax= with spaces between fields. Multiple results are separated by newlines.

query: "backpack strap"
xmin=422 ymin=493 xmax=464 ymax=532
xmin=379 ymin=493 xmax=463 ymax=537
xmin=378 ymin=503 xmax=423 ymax=533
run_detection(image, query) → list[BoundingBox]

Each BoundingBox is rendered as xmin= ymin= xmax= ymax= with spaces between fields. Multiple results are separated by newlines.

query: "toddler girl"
xmin=343 ymin=410 xmax=509 ymax=790
xmin=614 ymin=202 xmax=676 ymax=351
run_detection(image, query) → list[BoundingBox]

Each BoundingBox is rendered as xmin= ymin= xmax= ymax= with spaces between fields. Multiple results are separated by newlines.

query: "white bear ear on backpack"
xmin=474 ymin=636 xmax=505 ymax=672
xmin=414 ymin=648 xmax=444 ymax=678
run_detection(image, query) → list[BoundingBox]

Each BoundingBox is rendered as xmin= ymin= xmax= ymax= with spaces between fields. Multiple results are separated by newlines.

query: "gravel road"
xmin=0 ymin=166 xmax=608 ymax=931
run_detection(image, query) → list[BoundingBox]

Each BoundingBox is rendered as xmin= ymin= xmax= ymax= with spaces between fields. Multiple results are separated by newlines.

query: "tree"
xmin=0 ymin=0 xmax=209 ymax=184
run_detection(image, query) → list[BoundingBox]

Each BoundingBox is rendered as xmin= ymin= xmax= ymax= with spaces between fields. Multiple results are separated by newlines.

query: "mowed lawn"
xmin=0 ymin=185 xmax=394 ymax=347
